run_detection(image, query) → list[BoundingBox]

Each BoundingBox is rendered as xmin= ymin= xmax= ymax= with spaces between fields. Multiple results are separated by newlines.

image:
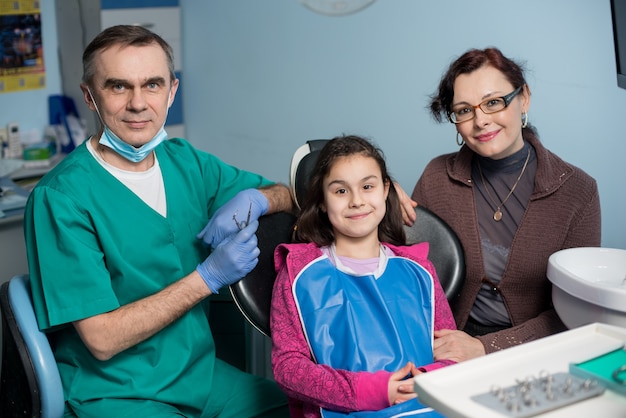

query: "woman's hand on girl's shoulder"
xmin=394 ymin=182 xmax=418 ymax=226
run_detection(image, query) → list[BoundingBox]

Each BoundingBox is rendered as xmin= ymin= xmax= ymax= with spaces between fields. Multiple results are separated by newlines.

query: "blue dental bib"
xmin=293 ymin=253 xmax=445 ymax=417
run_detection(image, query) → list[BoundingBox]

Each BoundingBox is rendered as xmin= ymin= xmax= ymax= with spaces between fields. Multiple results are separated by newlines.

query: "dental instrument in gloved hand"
xmin=196 ymin=220 xmax=260 ymax=294
xmin=233 ymin=202 xmax=252 ymax=231
xmin=196 ymin=189 xmax=269 ymax=249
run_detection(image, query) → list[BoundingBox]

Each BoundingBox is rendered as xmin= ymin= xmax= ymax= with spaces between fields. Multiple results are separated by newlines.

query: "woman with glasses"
xmin=411 ymin=47 xmax=601 ymax=362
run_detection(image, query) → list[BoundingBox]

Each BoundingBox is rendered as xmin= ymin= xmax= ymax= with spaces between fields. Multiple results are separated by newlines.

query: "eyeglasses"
xmin=447 ymin=86 xmax=523 ymax=124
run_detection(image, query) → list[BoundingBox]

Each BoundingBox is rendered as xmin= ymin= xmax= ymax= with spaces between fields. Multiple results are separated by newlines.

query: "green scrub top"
xmin=24 ymin=138 xmax=274 ymax=416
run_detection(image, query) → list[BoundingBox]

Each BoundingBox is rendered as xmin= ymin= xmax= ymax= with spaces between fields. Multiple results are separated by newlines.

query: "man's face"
xmin=83 ymin=43 xmax=178 ymax=147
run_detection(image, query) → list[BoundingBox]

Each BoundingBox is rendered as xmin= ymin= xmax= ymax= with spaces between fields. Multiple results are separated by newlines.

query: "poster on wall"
xmin=0 ymin=0 xmax=45 ymax=94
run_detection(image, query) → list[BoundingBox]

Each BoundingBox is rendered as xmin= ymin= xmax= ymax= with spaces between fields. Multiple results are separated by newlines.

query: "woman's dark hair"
xmin=294 ymin=135 xmax=406 ymax=247
xmin=429 ymin=47 xmax=528 ymax=123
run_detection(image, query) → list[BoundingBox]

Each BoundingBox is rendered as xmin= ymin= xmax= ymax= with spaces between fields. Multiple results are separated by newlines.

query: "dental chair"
xmin=229 ymin=211 xmax=297 ymax=337
xmin=0 ymin=274 xmax=64 ymax=418
xmin=229 ymin=139 xmax=465 ymax=338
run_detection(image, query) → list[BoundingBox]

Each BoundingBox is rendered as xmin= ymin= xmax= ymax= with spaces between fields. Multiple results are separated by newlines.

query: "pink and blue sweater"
xmin=270 ymin=241 xmax=456 ymax=418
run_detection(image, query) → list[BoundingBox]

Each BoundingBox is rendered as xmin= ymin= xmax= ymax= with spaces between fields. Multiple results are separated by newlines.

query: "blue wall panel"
xmin=101 ymin=0 xmax=179 ymax=10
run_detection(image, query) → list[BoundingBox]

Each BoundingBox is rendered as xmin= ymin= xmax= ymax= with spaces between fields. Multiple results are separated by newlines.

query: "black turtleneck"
xmin=469 ymin=141 xmax=537 ymax=326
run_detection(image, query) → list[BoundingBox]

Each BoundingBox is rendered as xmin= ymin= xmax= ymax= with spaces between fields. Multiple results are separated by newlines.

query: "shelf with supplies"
xmin=0 ymin=153 xmax=64 ymax=192
xmin=0 ymin=176 xmax=29 ymax=220
xmin=0 ymin=156 xmax=63 ymax=285
xmin=0 ymin=176 xmax=31 ymax=285
xmin=0 ymin=150 xmax=64 ymax=219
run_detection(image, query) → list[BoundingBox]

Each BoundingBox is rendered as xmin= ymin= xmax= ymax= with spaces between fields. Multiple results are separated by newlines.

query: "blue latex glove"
xmin=196 ymin=188 xmax=269 ymax=249
xmin=196 ymin=220 xmax=260 ymax=294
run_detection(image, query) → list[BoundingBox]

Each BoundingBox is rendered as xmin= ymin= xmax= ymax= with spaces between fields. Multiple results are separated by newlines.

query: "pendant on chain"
xmin=479 ymin=148 xmax=531 ymax=223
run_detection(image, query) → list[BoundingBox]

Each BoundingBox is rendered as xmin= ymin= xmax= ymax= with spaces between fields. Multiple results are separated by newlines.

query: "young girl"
xmin=270 ymin=135 xmax=455 ymax=418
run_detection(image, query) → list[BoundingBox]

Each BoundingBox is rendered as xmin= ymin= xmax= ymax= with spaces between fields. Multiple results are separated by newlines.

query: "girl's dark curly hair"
xmin=294 ymin=135 xmax=405 ymax=247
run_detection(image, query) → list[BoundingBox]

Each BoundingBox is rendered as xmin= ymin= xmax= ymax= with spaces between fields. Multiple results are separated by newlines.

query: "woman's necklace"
xmin=478 ymin=148 xmax=531 ymax=222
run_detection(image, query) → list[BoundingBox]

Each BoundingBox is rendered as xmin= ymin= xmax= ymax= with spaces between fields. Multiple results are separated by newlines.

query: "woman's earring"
xmin=522 ymin=112 xmax=529 ymax=129
xmin=456 ymin=132 xmax=465 ymax=147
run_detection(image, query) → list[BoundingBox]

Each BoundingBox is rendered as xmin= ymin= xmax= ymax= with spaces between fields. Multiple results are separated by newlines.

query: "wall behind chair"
xmin=181 ymin=0 xmax=625 ymax=249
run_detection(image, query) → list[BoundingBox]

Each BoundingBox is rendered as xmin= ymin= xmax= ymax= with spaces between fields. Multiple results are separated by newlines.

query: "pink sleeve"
xmin=270 ymin=262 xmax=391 ymax=413
xmin=418 ymin=359 xmax=456 ymax=373
xmin=432 ymin=267 xmax=456 ymax=332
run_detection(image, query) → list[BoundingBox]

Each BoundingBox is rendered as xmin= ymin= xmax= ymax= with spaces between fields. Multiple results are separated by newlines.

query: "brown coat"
xmin=412 ymin=133 xmax=601 ymax=353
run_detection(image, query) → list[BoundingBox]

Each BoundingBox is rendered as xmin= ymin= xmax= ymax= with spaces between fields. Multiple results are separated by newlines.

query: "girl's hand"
xmin=388 ymin=361 xmax=422 ymax=405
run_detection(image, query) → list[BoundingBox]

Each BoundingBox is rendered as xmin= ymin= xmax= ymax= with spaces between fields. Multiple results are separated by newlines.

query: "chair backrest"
xmin=289 ymin=139 xmax=329 ymax=210
xmin=404 ymin=206 xmax=465 ymax=301
xmin=228 ymin=140 xmax=326 ymax=337
xmin=229 ymin=211 xmax=297 ymax=337
xmin=0 ymin=275 xmax=64 ymax=418
xmin=288 ymin=139 xmax=465 ymax=301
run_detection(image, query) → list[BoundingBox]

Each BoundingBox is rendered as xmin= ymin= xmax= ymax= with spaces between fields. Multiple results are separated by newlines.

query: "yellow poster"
xmin=0 ymin=0 xmax=45 ymax=93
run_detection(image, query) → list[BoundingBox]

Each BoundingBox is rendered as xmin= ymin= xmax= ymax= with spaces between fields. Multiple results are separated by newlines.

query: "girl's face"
xmin=322 ymin=154 xmax=390 ymax=251
xmin=452 ymin=65 xmax=530 ymax=160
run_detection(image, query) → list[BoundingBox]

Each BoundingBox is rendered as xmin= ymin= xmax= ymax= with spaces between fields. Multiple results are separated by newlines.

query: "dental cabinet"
xmin=415 ymin=323 xmax=626 ymax=417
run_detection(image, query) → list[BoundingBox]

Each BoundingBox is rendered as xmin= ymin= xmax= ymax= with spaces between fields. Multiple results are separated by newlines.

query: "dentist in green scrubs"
xmin=24 ymin=25 xmax=291 ymax=417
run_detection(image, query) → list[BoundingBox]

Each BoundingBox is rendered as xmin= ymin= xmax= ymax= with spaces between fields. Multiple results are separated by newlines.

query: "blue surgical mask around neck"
xmin=87 ymin=88 xmax=170 ymax=163
xmin=99 ymin=124 xmax=168 ymax=163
